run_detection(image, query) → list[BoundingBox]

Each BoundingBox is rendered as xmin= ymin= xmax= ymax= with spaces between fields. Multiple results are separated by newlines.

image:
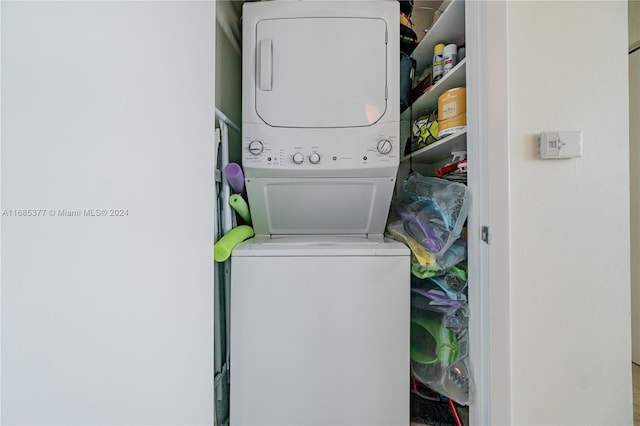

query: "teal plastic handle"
xmin=229 ymin=194 xmax=252 ymax=225
xmin=214 ymin=225 xmax=254 ymax=262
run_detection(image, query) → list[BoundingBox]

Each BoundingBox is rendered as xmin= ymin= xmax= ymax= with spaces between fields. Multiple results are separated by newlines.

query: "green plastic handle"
xmin=229 ymin=194 xmax=252 ymax=225
xmin=410 ymin=314 xmax=460 ymax=365
xmin=214 ymin=225 xmax=254 ymax=262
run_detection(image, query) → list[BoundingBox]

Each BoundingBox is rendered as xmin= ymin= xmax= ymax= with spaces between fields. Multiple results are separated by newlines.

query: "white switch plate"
xmin=538 ymin=131 xmax=583 ymax=159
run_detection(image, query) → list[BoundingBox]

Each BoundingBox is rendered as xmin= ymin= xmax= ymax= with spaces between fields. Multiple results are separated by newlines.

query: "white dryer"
xmin=231 ymin=2 xmax=409 ymax=425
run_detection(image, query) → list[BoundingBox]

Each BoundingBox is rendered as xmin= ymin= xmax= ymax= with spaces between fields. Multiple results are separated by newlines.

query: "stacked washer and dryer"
xmin=230 ymin=2 xmax=410 ymax=425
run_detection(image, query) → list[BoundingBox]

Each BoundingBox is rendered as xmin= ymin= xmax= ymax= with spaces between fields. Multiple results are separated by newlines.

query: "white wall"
xmin=507 ymin=1 xmax=632 ymax=424
xmin=1 ymin=2 xmax=216 ymax=424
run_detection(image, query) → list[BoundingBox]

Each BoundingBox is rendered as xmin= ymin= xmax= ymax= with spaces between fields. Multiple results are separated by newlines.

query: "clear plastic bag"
xmin=410 ymin=288 xmax=472 ymax=405
xmin=411 ymin=356 xmax=472 ymax=406
xmin=387 ymin=222 xmax=467 ymax=275
xmin=387 ymin=220 xmax=440 ymax=269
xmin=410 ymin=240 xmax=467 ymax=278
xmin=412 ymin=261 xmax=468 ymax=299
xmin=394 ymin=173 xmax=470 ymax=257
xmin=411 ymin=283 xmax=468 ymax=330
xmin=390 ymin=172 xmax=472 ymax=404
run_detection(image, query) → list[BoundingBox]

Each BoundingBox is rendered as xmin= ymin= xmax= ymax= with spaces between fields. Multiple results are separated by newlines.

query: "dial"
xmin=248 ymin=140 xmax=264 ymax=156
xmin=308 ymin=152 xmax=321 ymax=164
xmin=292 ymin=152 xmax=304 ymax=165
xmin=377 ymin=139 xmax=393 ymax=155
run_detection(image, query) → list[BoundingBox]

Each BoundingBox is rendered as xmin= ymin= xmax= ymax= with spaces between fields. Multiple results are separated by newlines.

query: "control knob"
xmin=308 ymin=152 xmax=321 ymax=164
xmin=248 ymin=140 xmax=264 ymax=156
xmin=377 ymin=139 xmax=393 ymax=155
xmin=292 ymin=152 xmax=304 ymax=165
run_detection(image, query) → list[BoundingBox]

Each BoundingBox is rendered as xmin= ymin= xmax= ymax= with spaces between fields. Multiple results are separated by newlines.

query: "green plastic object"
xmin=410 ymin=312 xmax=460 ymax=365
xmin=229 ymin=194 xmax=252 ymax=225
xmin=214 ymin=225 xmax=254 ymax=262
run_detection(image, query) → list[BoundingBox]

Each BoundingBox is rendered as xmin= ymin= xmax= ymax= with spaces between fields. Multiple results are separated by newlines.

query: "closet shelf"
xmin=411 ymin=0 xmax=466 ymax=78
xmin=402 ymin=129 xmax=467 ymax=163
xmin=401 ymin=59 xmax=466 ymax=121
xmin=399 ymin=0 xmax=468 ymax=164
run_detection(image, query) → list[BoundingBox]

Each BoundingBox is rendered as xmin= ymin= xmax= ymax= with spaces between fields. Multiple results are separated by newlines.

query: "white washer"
xmin=230 ymin=236 xmax=409 ymax=425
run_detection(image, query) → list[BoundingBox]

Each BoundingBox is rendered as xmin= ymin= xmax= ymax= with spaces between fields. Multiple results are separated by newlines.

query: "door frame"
xmin=467 ymin=1 xmax=512 ymax=424
xmin=629 ymin=46 xmax=640 ymax=365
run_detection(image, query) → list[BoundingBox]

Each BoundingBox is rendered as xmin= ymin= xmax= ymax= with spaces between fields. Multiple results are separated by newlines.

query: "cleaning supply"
xmin=229 ymin=194 xmax=252 ymax=225
xmin=432 ymin=43 xmax=445 ymax=83
xmin=436 ymin=151 xmax=467 ymax=177
xmin=214 ymin=225 xmax=254 ymax=262
xmin=438 ymin=88 xmax=467 ymax=137
xmin=223 ymin=163 xmax=245 ymax=194
xmin=442 ymin=43 xmax=458 ymax=76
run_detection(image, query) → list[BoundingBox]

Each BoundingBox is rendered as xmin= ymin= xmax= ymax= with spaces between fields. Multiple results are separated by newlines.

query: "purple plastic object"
xmin=411 ymin=288 xmax=462 ymax=308
xmin=223 ymin=163 xmax=245 ymax=194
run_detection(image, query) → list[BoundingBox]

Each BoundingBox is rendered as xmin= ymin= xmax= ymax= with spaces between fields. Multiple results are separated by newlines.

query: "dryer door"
xmin=255 ymin=17 xmax=388 ymax=128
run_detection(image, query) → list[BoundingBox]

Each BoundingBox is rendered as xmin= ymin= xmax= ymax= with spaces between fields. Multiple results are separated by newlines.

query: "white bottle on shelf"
xmin=443 ymin=43 xmax=458 ymax=76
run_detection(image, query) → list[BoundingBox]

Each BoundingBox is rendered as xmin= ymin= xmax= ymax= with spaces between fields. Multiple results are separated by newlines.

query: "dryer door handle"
xmin=258 ymin=38 xmax=273 ymax=91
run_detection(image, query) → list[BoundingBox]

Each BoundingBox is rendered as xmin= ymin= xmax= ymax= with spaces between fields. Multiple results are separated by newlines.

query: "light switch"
xmin=538 ymin=131 xmax=583 ymax=159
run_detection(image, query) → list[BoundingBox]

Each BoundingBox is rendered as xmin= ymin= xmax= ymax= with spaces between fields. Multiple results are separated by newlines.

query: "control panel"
xmin=242 ymin=133 xmax=399 ymax=170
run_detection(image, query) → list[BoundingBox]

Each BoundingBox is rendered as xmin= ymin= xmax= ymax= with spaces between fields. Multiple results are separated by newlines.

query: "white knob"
xmin=309 ymin=152 xmax=321 ymax=164
xmin=292 ymin=152 xmax=304 ymax=164
xmin=248 ymin=140 xmax=264 ymax=156
xmin=377 ymin=139 xmax=392 ymax=155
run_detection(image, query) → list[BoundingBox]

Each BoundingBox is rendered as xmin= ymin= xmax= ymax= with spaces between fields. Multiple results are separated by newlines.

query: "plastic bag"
xmin=388 ymin=222 xmax=467 ymax=277
xmin=394 ymin=173 xmax=470 ymax=257
xmin=412 ymin=261 xmax=468 ymax=299
xmin=387 ymin=220 xmax=439 ymax=269
xmin=410 ymin=240 xmax=467 ymax=278
xmin=411 ymin=356 xmax=472 ymax=406
xmin=410 ymin=288 xmax=472 ymax=405
xmin=411 ymin=287 xmax=468 ymax=332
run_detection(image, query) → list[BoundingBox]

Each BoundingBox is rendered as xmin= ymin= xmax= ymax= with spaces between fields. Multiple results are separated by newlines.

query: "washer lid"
xmin=254 ymin=17 xmax=388 ymax=128
xmin=232 ymin=236 xmax=409 ymax=257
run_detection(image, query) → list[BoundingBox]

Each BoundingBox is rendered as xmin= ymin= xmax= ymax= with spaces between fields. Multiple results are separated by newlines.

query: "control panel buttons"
xmin=308 ymin=152 xmax=321 ymax=164
xmin=377 ymin=139 xmax=393 ymax=155
xmin=248 ymin=140 xmax=264 ymax=156
xmin=292 ymin=152 xmax=304 ymax=164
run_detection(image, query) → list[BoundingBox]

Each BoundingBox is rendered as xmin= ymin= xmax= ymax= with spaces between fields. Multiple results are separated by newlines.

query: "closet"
xmin=396 ymin=0 xmax=471 ymax=423
xmin=214 ymin=0 xmax=491 ymax=425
